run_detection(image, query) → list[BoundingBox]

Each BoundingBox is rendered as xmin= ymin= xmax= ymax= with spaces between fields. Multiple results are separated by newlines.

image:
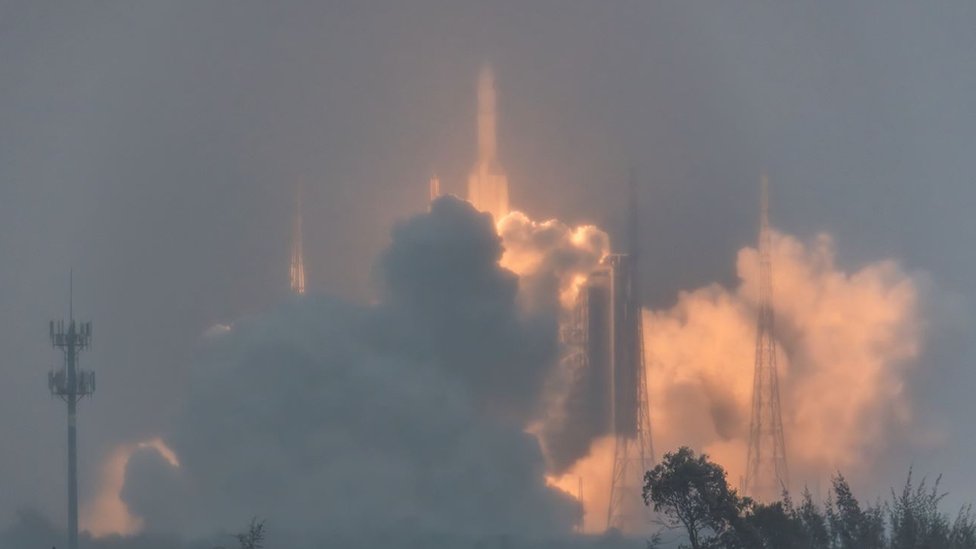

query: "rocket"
xmin=467 ymin=65 xmax=510 ymax=222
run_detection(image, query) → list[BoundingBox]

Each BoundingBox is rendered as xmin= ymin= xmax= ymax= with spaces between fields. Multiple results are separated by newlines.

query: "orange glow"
xmin=498 ymin=210 xmax=609 ymax=309
xmin=533 ymin=230 xmax=922 ymax=530
xmin=82 ymin=438 xmax=180 ymax=538
xmin=545 ymin=437 xmax=617 ymax=534
xmin=644 ymin=230 xmax=921 ymax=490
xmin=467 ymin=66 xmax=509 ymax=221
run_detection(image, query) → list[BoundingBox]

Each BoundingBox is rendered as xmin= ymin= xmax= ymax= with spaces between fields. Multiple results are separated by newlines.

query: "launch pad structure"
xmin=458 ymin=64 xmax=655 ymax=533
xmin=566 ymin=175 xmax=655 ymax=533
xmin=47 ymin=274 xmax=95 ymax=549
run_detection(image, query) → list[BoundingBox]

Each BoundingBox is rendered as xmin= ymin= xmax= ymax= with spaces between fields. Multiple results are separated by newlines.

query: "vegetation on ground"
xmin=644 ymin=447 xmax=976 ymax=549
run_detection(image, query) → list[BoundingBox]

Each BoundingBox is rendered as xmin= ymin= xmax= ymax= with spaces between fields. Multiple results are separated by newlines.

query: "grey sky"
xmin=0 ymin=0 xmax=974 ymax=534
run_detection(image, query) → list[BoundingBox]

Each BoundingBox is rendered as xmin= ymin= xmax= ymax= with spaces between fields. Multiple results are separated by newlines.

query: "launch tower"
xmin=743 ymin=174 xmax=789 ymax=501
xmin=47 ymin=275 xmax=95 ymax=549
xmin=569 ymin=174 xmax=655 ymax=532
xmin=605 ymin=174 xmax=655 ymax=532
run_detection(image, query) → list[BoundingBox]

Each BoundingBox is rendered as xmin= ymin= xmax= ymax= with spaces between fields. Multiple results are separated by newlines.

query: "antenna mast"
xmin=48 ymin=272 xmax=95 ymax=549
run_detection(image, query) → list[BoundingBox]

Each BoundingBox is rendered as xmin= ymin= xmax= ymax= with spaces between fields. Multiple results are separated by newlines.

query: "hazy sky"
xmin=1 ymin=0 xmax=974 ymax=538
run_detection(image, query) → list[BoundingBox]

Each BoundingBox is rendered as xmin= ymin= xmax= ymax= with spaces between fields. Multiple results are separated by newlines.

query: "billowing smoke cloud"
xmin=549 ymin=229 xmax=926 ymax=530
xmin=497 ymin=211 xmax=610 ymax=312
xmin=494 ymin=211 xmax=613 ymax=474
xmin=370 ymin=201 xmax=557 ymax=422
xmin=81 ymin=439 xmax=180 ymax=537
xmin=41 ymin=201 xmax=930 ymax=543
xmin=647 ymin=230 xmax=922 ymax=484
xmin=111 ymin=196 xmax=577 ymax=543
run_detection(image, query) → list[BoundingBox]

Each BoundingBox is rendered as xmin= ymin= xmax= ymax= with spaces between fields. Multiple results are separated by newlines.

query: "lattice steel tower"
xmin=606 ymin=173 xmax=655 ymax=532
xmin=743 ymin=175 xmax=789 ymax=501
xmin=290 ymin=180 xmax=306 ymax=295
xmin=48 ymin=275 xmax=95 ymax=549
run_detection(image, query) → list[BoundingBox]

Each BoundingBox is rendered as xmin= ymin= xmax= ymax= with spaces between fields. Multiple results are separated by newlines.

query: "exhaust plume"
xmin=549 ymin=228 xmax=925 ymax=529
xmin=115 ymin=196 xmax=577 ymax=541
xmin=648 ymin=230 xmax=921 ymax=486
xmin=497 ymin=211 xmax=610 ymax=312
xmin=81 ymin=438 xmax=179 ymax=538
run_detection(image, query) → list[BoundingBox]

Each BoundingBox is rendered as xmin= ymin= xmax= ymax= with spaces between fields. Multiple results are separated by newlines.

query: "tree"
xmin=234 ymin=518 xmax=266 ymax=549
xmin=642 ymin=447 xmax=747 ymax=549
xmin=797 ymin=488 xmax=831 ymax=549
xmin=949 ymin=506 xmax=976 ymax=549
xmin=888 ymin=469 xmax=949 ymax=549
xmin=643 ymin=446 xmax=976 ymax=549
xmin=888 ymin=470 xmax=976 ymax=549
xmin=827 ymin=474 xmax=885 ymax=549
xmin=745 ymin=498 xmax=807 ymax=548
xmin=215 ymin=518 xmax=266 ymax=549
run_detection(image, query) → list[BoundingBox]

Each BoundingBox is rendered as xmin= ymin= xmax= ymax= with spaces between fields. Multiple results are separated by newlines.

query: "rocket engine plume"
xmin=646 ymin=230 xmax=922 ymax=496
xmin=539 ymin=226 xmax=926 ymax=534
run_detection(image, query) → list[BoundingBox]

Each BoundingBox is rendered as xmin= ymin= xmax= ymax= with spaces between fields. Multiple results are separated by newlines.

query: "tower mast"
xmin=290 ymin=180 xmax=306 ymax=295
xmin=48 ymin=272 xmax=95 ymax=549
xmin=606 ymin=171 xmax=655 ymax=532
xmin=743 ymin=174 xmax=789 ymax=500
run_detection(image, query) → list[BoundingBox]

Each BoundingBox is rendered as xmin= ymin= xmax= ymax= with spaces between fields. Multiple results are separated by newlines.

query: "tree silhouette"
xmin=643 ymin=447 xmax=976 ymax=549
xmin=214 ymin=518 xmax=265 ymax=549
xmin=642 ymin=447 xmax=747 ymax=548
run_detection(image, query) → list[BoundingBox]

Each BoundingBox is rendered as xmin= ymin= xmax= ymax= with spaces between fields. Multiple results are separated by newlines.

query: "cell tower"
xmin=743 ymin=174 xmax=789 ymax=501
xmin=606 ymin=173 xmax=655 ymax=532
xmin=47 ymin=273 xmax=95 ymax=549
xmin=290 ymin=180 xmax=306 ymax=295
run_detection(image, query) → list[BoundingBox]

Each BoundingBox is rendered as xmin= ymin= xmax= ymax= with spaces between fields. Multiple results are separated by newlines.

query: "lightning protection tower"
xmin=290 ymin=180 xmax=306 ymax=295
xmin=48 ymin=273 xmax=95 ymax=549
xmin=606 ymin=172 xmax=655 ymax=532
xmin=743 ymin=174 xmax=789 ymax=501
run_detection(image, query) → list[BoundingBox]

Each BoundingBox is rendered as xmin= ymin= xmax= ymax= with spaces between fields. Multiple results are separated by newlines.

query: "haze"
xmin=0 ymin=2 xmax=974 ymax=547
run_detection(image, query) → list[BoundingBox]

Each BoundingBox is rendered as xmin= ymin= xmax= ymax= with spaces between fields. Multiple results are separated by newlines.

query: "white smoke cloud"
xmin=552 ymin=228 xmax=928 ymax=529
xmin=648 ymin=230 xmax=923 ymax=485
xmin=497 ymin=211 xmax=610 ymax=311
xmin=495 ymin=211 xmax=615 ymax=476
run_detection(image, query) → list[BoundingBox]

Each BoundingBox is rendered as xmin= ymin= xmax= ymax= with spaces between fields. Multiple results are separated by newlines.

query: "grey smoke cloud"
xmin=492 ymin=211 xmax=612 ymax=473
xmin=116 ymin=196 xmax=576 ymax=542
xmin=372 ymin=198 xmax=556 ymax=421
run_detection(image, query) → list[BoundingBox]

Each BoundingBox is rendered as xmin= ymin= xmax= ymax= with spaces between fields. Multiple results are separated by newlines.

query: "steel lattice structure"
xmin=606 ymin=173 xmax=655 ymax=532
xmin=743 ymin=175 xmax=789 ymax=501
xmin=290 ymin=180 xmax=306 ymax=295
